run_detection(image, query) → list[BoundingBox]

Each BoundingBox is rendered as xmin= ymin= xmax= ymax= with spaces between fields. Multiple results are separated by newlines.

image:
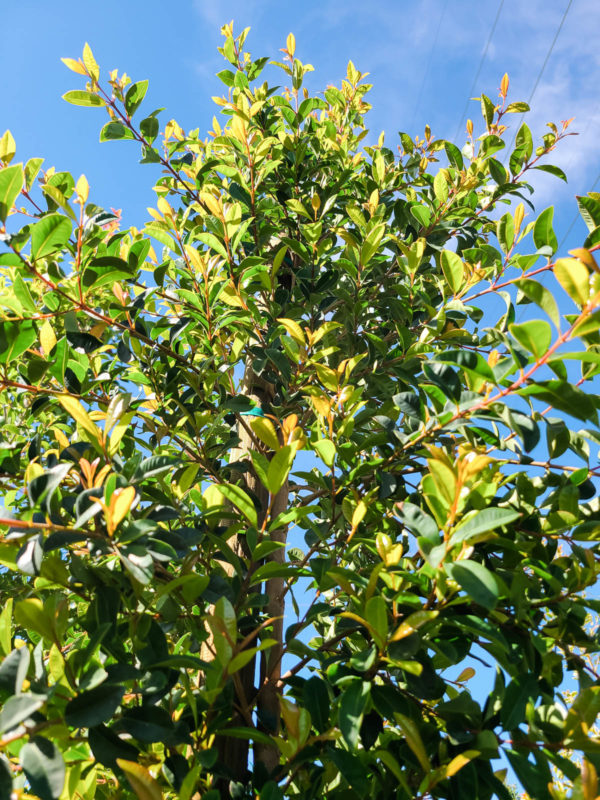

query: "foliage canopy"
xmin=1 ymin=24 xmax=600 ymax=800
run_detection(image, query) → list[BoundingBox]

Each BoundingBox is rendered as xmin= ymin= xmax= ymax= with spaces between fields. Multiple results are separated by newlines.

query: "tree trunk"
xmin=206 ymin=367 xmax=287 ymax=794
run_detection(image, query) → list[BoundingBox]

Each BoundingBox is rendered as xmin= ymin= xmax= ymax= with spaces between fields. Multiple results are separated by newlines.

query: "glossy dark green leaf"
xmin=577 ymin=194 xmax=600 ymax=232
xmin=303 ymin=677 xmax=329 ymax=733
xmin=533 ymin=206 xmax=557 ymax=253
xmin=20 ymin=737 xmax=65 ymax=800
xmin=0 ymin=320 xmax=36 ymax=364
xmin=339 ymin=680 xmax=370 ymax=750
xmin=450 ymin=507 xmax=521 ymax=545
xmin=0 ymin=646 xmax=30 ymax=693
xmin=534 ymin=163 xmax=567 ymax=182
xmin=445 ymin=560 xmax=500 ymax=610
xmin=0 ymin=755 xmax=12 ymax=800
xmin=505 ymin=749 xmax=552 ymax=800
xmin=125 ymin=80 xmax=149 ymax=116
xmin=65 ymin=684 xmax=124 ymax=728
xmin=0 ymin=693 xmax=46 ymax=733
xmin=99 ymin=122 xmax=136 ymax=142
xmin=88 ymin=724 xmax=140 ymax=769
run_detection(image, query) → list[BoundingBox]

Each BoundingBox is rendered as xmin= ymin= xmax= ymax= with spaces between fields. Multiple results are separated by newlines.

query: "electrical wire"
xmin=409 ymin=0 xmax=449 ymax=134
xmin=454 ymin=0 xmax=505 ymax=142
xmin=505 ymin=0 xmax=574 ymax=156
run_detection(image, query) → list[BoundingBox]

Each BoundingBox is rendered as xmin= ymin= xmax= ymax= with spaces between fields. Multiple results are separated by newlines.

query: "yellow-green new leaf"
xmin=313 ymin=438 xmax=336 ymax=467
xmin=250 ymin=417 xmax=280 ymax=451
xmin=117 ymin=761 xmax=163 ymax=800
xmin=267 ymin=444 xmax=296 ymax=495
xmin=213 ymin=483 xmax=258 ymax=527
xmin=0 ymin=163 xmax=23 ymax=222
xmin=0 ymin=130 xmax=16 ymax=163
xmin=82 ymin=43 xmax=100 ymax=81
xmin=278 ymin=317 xmax=305 ymax=345
xmin=441 ymin=250 xmax=464 ymax=294
xmin=58 ymin=395 xmax=101 ymax=444
xmin=395 ymin=713 xmax=431 ymax=771
xmin=555 ymin=258 xmax=590 ymax=308
xmin=360 ymin=223 xmax=385 ymax=266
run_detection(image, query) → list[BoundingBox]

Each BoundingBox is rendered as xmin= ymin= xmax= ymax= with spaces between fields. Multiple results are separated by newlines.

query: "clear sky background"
xmin=3 ymin=0 xmax=599 ymax=252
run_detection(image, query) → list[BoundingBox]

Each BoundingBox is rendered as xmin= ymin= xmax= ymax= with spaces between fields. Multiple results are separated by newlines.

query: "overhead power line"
xmin=409 ymin=0 xmax=449 ymax=134
xmin=454 ymin=0 xmax=505 ymax=142
xmin=505 ymin=0 xmax=574 ymax=155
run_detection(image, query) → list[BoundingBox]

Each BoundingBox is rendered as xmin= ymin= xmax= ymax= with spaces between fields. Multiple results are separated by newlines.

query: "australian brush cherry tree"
xmin=1 ymin=23 xmax=600 ymax=800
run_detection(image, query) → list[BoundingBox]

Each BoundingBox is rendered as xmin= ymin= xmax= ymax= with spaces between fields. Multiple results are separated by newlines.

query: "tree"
xmin=1 ymin=22 xmax=600 ymax=800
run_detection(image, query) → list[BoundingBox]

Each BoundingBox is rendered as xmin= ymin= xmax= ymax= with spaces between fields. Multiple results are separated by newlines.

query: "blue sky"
xmin=3 ymin=0 xmax=599 ymax=251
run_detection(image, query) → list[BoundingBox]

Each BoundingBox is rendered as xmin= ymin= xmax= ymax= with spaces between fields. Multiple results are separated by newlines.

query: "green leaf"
xmin=576 ymin=195 xmax=600 ymax=232
xmin=515 ymin=123 xmax=533 ymax=161
xmin=360 ymin=223 xmax=385 ymax=265
xmin=313 ymin=438 xmax=336 ymax=467
xmin=13 ymin=273 xmax=36 ymax=312
xmin=488 ymin=157 xmax=508 ymax=185
xmin=0 ymin=693 xmax=46 ymax=733
xmin=535 ymin=164 xmax=567 ymax=182
xmin=445 ymin=560 xmax=500 ymax=610
xmin=21 ymin=738 xmax=65 ymax=800
xmin=216 ymin=69 xmax=236 ymax=87
xmin=31 ymin=214 xmax=73 ymax=259
xmin=410 ymin=204 xmax=431 ymax=228
xmin=450 ymin=508 xmax=521 ymax=546
xmin=41 ymin=183 xmax=77 ymax=220
xmin=117 ymin=760 xmax=163 ymax=800
xmin=65 ymin=684 xmax=124 ymax=728
xmin=517 ymin=380 xmax=597 ymax=422
xmin=365 ymin=596 xmax=388 ymax=644
xmin=140 ymin=116 xmax=159 ymax=144
xmin=89 ymin=725 xmax=139 ymax=770
xmin=496 ymin=213 xmax=514 ymax=254
xmin=0 ymin=755 xmax=12 ymax=800
xmin=196 ymin=231 xmax=229 ymax=260
xmin=515 ymin=278 xmax=561 ymax=328
xmin=0 ymin=320 xmax=36 ymax=364
xmin=304 ymin=677 xmax=329 ymax=733
xmin=14 ymin=598 xmax=54 ymax=640
xmin=440 ymin=250 xmax=464 ymax=294
xmin=433 ymin=171 xmax=448 ymax=203
xmin=505 ymin=749 xmax=552 ymax=800
xmin=213 ymin=483 xmax=257 ymax=527
xmin=0 ymin=163 xmax=23 ymax=221
xmin=0 ymin=598 xmax=13 ymax=657
xmin=125 ymin=80 xmax=149 ymax=116
xmin=213 ymin=726 xmax=274 ymax=747
xmin=509 ymin=319 xmax=552 ymax=359
xmin=62 ymin=90 xmax=105 ymax=107
xmin=99 ymin=122 xmax=136 ymax=142
xmin=480 ymin=94 xmax=495 ymax=127
xmin=339 ymin=680 xmax=370 ymax=750
xmin=134 ymin=455 xmax=179 ymax=480
xmin=445 ymin=141 xmax=463 ymax=169
xmin=505 ymin=101 xmax=530 ymax=113
xmin=394 ymin=713 xmax=431 ymax=771
xmin=533 ymin=206 xmax=557 ymax=253
xmin=266 ymin=444 xmax=295 ymax=495
xmin=24 ymin=157 xmax=44 ymax=191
